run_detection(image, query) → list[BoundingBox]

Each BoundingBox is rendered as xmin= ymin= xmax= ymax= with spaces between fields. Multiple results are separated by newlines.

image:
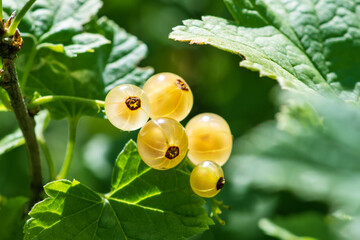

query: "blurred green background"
xmin=1 ymin=0 xmax=336 ymax=239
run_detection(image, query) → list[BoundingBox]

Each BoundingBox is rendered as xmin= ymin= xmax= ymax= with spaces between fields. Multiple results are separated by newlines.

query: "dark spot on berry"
xmin=165 ymin=146 xmax=180 ymax=159
xmin=125 ymin=96 xmax=141 ymax=110
xmin=216 ymin=177 xmax=225 ymax=190
xmin=175 ymin=79 xmax=189 ymax=91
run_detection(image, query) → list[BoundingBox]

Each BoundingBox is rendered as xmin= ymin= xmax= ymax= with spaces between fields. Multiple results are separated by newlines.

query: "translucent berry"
xmin=186 ymin=113 xmax=232 ymax=166
xmin=105 ymin=84 xmax=150 ymax=131
xmin=143 ymin=73 xmax=193 ymax=121
xmin=137 ymin=117 xmax=188 ymax=170
xmin=190 ymin=161 xmax=225 ymax=198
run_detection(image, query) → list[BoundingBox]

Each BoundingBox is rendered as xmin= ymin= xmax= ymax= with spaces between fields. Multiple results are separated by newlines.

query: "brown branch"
xmin=0 ymin=35 xmax=42 ymax=207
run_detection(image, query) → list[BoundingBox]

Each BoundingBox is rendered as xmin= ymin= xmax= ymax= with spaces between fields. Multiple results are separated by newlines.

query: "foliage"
xmin=4 ymin=0 xmax=153 ymax=119
xmin=24 ymin=141 xmax=212 ymax=240
xmin=0 ymin=111 xmax=49 ymax=155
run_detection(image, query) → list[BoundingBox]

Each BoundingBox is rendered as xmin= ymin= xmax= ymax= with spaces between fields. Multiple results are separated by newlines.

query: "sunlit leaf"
xmin=24 ymin=140 xmax=213 ymax=239
xmin=170 ymin=0 xmax=360 ymax=101
xmin=0 ymin=111 xmax=50 ymax=156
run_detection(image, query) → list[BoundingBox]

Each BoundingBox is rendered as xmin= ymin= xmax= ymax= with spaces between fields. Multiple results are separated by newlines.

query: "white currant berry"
xmin=105 ymin=84 xmax=150 ymax=131
xmin=186 ymin=113 xmax=232 ymax=166
xmin=137 ymin=117 xmax=188 ymax=170
xmin=143 ymin=73 xmax=193 ymax=121
xmin=190 ymin=161 xmax=225 ymax=198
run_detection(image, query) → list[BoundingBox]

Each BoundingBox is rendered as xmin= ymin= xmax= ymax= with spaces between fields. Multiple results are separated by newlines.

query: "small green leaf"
xmin=64 ymin=33 xmax=110 ymax=57
xmin=259 ymin=219 xmax=317 ymax=240
xmin=24 ymin=141 xmax=213 ymax=239
xmin=0 ymin=102 xmax=7 ymax=112
xmin=0 ymin=111 xmax=50 ymax=155
xmin=0 ymin=89 xmax=11 ymax=111
xmin=0 ymin=196 xmax=28 ymax=240
xmin=0 ymin=129 xmax=24 ymax=156
xmin=170 ymin=0 xmax=360 ymax=101
xmin=38 ymin=33 xmax=111 ymax=58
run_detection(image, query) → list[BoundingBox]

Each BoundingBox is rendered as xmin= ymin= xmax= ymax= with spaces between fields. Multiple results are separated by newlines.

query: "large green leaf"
xmin=0 ymin=111 xmax=50 ymax=156
xmin=170 ymin=0 xmax=360 ymax=101
xmin=230 ymin=95 xmax=360 ymax=206
xmin=0 ymin=196 xmax=28 ymax=240
xmin=4 ymin=1 xmax=153 ymax=119
xmin=24 ymin=140 xmax=212 ymax=239
xmin=227 ymin=94 xmax=360 ymax=239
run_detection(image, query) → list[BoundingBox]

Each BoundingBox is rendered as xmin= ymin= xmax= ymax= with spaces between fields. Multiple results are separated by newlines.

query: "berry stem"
xmin=5 ymin=0 xmax=37 ymax=37
xmin=28 ymin=95 xmax=105 ymax=111
xmin=38 ymin=137 xmax=56 ymax=181
xmin=210 ymin=198 xmax=230 ymax=225
xmin=57 ymin=117 xmax=79 ymax=180
xmin=185 ymin=157 xmax=195 ymax=169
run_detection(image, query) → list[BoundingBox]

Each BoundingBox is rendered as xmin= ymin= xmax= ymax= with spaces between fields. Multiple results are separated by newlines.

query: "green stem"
xmin=5 ymin=0 xmax=37 ymax=37
xmin=57 ymin=117 xmax=79 ymax=180
xmin=28 ymin=95 xmax=105 ymax=111
xmin=38 ymin=137 xmax=56 ymax=181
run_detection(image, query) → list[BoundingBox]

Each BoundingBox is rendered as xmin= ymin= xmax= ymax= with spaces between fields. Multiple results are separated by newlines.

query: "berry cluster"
xmin=105 ymin=73 xmax=233 ymax=198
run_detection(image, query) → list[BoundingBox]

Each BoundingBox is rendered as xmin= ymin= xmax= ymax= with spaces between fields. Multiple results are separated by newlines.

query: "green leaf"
xmin=0 ymin=196 xmax=28 ymax=240
xmin=39 ymin=33 xmax=111 ymax=58
xmin=0 ymin=89 xmax=11 ymax=111
xmin=0 ymin=102 xmax=7 ymax=112
xmin=170 ymin=0 xmax=360 ymax=101
xmin=0 ymin=129 xmax=24 ymax=156
xmin=90 ymin=17 xmax=154 ymax=92
xmin=259 ymin=219 xmax=317 ymax=240
xmin=230 ymin=95 xmax=360 ymax=206
xmin=24 ymin=140 xmax=213 ymax=239
xmin=4 ymin=1 xmax=153 ymax=119
xmin=0 ymin=111 xmax=50 ymax=155
xmin=4 ymin=0 xmax=103 ymax=40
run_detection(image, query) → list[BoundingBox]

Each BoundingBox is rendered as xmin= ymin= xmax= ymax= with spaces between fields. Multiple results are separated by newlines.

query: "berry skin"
xmin=190 ymin=161 xmax=225 ymax=198
xmin=143 ymin=73 xmax=193 ymax=121
xmin=137 ymin=117 xmax=188 ymax=170
xmin=105 ymin=84 xmax=150 ymax=131
xmin=186 ymin=113 xmax=232 ymax=166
